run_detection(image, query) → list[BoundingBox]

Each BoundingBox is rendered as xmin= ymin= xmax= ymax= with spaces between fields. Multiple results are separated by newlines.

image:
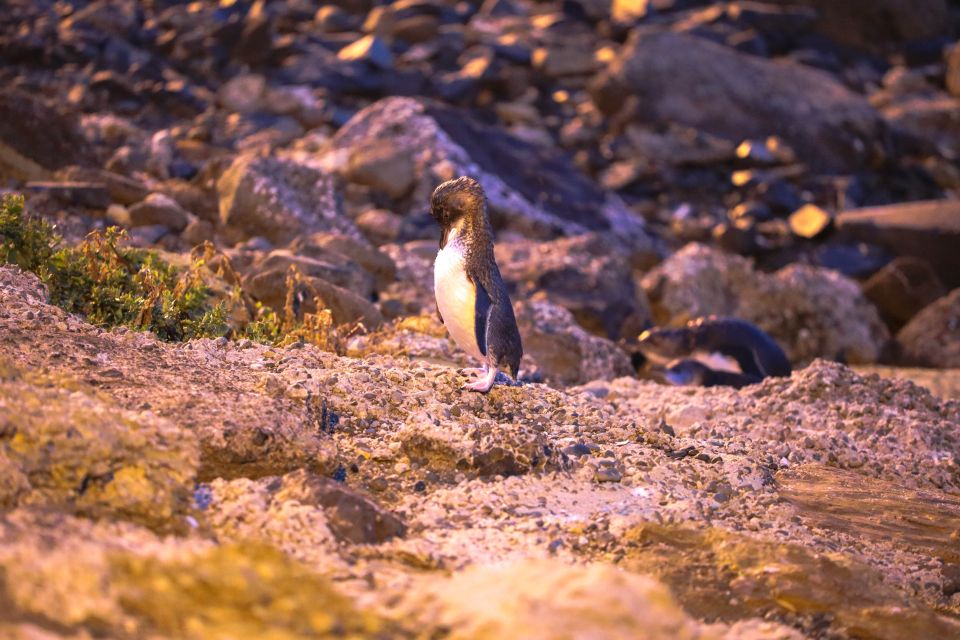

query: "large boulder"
xmin=0 ymin=89 xmax=93 ymax=181
xmin=0 ymin=510 xmax=383 ymax=638
xmin=217 ymin=153 xmax=360 ymax=244
xmin=0 ymin=266 xmax=339 ymax=482
xmin=405 ymin=559 xmax=723 ymax=640
xmin=241 ymin=262 xmax=384 ymax=329
xmin=590 ymin=31 xmax=883 ymax=171
xmin=497 ymin=233 xmax=653 ymax=340
xmin=882 ymin=93 xmax=960 ymax=161
xmin=896 ymin=288 xmax=960 ymax=368
xmin=862 ymin=257 xmax=947 ymax=332
xmin=515 ymin=299 xmax=635 ymax=387
xmin=320 ymin=97 xmax=658 ymax=246
xmin=0 ymin=371 xmax=198 ymax=532
xmin=642 ymin=244 xmax=889 ymax=365
xmin=769 ymin=0 xmax=950 ymax=50
xmin=836 ymin=200 xmax=960 ymax=289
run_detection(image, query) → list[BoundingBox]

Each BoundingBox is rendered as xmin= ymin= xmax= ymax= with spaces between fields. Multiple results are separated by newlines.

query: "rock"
xmin=246 ymin=249 xmax=376 ymax=299
xmin=0 ymin=368 xmax=198 ymax=532
xmin=288 ymin=232 xmax=397 ymax=291
xmin=321 ymin=97 xmax=657 ymax=245
xmin=620 ymin=519 xmax=958 ymax=640
xmin=209 ymin=469 xmax=404 ymax=562
xmin=404 ymin=559 xmax=714 ymax=639
xmin=393 ymin=15 xmax=439 ymax=43
xmin=3 ymin=251 xmax=960 ymax=639
xmin=590 ymin=31 xmax=882 ymax=171
xmin=217 ymin=152 xmax=360 ymax=244
xmin=642 ymin=244 xmax=889 ymax=365
xmin=947 ymin=42 xmax=960 ymax=98
xmin=836 ymin=200 xmax=960 ymax=288
xmin=0 ymin=510 xmax=383 ymax=638
xmin=24 ymin=181 xmax=110 ymax=209
xmin=242 ymin=266 xmax=383 ymax=329
xmin=271 ymin=469 xmax=406 ymax=544
xmin=532 ymin=44 xmax=598 ymax=77
xmin=345 ymin=314 xmax=462 ymax=363
xmin=497 ymin=233 xmax=652 ymax=340
xmin=160 ymin=179 xmax=219 ymax=224
xmin=896 ymin=288 xmax=960 ymax=368
xmin=806 ymin=242 xmax=891 ymax=279
xmin=862 ymin=257 xmax=947 ymax=332
xmin=181 ymin=218 xmax=216 ymax=246
xmin=345 ymin=144 xmax=417 ymax=199
xmin=127 ymin=193 xmax=190 ymax=231
xmin=515 ymin=299 xmax=635 ymax=387
xmin=217 ymin=73 xmax=266 ymax=114
xmin=611 ymin=0 xmax=652 ymax=24
xmin=356 ymin=208 xmax=404 ymax=245
xmin=0 ymin=89 xmax=92 ymax=181
xmin=338 ymin=34 xmax=394 ymax=70
xmin=56 ymin=166 xmax=149 ymax=205
xmin=315 ymin=5 xmax=356 ymax=32
xmin=788 ymin=204 xmax=831 ymax=239
xmin=882 ymin=94 xmax=960 ymax=159
xmin=769 ymin=0 xmax=950 ymax=50
xmin=0 ymin=267 xmax=339 ymax=482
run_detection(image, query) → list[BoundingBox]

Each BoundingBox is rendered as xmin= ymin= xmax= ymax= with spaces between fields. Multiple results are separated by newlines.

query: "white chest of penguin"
xmin=434 ymin=235 xmax=484 ymax=361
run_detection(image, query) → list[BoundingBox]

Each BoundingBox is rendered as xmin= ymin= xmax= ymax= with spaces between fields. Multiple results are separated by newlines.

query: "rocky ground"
xmin=1 ymin=0 xmax=960 ymax=638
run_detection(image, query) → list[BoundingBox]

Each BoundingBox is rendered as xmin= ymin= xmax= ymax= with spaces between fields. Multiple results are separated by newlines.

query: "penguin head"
xmin=637 ymin=325 xmax=696 ymax=359
xmin=430 ymin=176 xmax=485 ymax=242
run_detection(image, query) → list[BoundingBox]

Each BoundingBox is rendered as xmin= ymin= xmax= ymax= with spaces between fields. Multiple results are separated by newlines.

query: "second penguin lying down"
xmin=431 ymin=176 xmax=523 ymax=393
xmin=637 ymin=316 xmax=791 ymax=388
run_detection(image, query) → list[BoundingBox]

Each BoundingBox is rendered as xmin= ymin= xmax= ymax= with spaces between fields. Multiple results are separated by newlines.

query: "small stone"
xmin=356 ymin=208 xmax=403 ymax=245
xmin=611 ymin=0 xmax=651 ymax=23
xmin=338 ymin=35 xmax=393 ymax=70
xmin=392 ymin=15 xmax=439 ymax=43
xmin=788 ymin=204 xmax=831 ymax=239
xmin=127 ymin=193 xmax=190 ymax=231
xmin=315 ymin=5 xmax=355 ymax=32
xmin=946 ymin=43 xmax=960 ymax=98
xmin=25 ymin=181 xmax=110 ymax=208
xmin=862 ymin=257 xmax=946 ymax=331
xmin=181 ymin=218 xmax=215 ymax=247
xmin=217 ymin=74 xmax=267 ymax=114
xmin=563 ymin=443 xmax=593 ymax=458
xmin=345 ymin=145 xmax=416 ymax=199
xmin=532 ymin=46 xmax=597 ymax=77
xmin=594 ymin=466 xmax=622 ymax=483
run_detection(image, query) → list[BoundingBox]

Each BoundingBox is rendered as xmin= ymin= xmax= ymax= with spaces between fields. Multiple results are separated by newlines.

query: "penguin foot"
xmin=460 ymin=367 xmax=488 ymax=378
xmin=462 ymin=366 xmax=498 ymax=393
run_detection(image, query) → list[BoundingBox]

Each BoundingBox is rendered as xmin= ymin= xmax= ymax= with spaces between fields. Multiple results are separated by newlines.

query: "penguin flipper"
xmin=474 ymin=280 xmax=491 ymax=357
xmin=473 ymin=275 xmax=522 ymax=380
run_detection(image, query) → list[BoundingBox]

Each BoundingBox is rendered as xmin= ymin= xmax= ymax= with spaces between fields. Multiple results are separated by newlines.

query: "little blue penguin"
xmin=430 ymin=176 xmax=523 ymax=393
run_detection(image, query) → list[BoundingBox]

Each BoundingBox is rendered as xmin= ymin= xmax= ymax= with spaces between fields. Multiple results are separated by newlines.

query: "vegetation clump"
xmin=0 ymin=193 xmax=227 ymax=341
xmin=242 ymin=267 xmax=343 ymax=354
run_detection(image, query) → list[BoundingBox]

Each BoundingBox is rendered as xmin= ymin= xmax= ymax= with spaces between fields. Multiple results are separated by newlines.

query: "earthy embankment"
xmin=2 ymin=265 xmax=959 ymax=639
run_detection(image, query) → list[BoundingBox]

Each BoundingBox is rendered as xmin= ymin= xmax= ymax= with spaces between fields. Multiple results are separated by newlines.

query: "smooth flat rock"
xmin=836 ymin=200 xmax=960 ymax=287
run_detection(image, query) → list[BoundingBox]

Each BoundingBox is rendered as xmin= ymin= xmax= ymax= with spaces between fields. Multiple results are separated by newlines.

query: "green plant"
xmin=0 ymin=193 xmax=228 ymax=341
xmin=244 ymin=301 xmax=285 ymax=344
xmin=0 ymin=193 xmax=53 ymax=271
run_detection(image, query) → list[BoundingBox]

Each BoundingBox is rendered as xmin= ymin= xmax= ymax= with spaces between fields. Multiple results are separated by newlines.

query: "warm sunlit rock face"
xmin=2 ymin=0 xmax=960 ymax=637
xmin=2 ymin=264 xmax=959 ymax=638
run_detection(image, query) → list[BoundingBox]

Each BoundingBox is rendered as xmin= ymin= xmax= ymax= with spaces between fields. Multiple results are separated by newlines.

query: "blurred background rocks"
xmin=3 ymin=0 xmax=958 ymax=378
